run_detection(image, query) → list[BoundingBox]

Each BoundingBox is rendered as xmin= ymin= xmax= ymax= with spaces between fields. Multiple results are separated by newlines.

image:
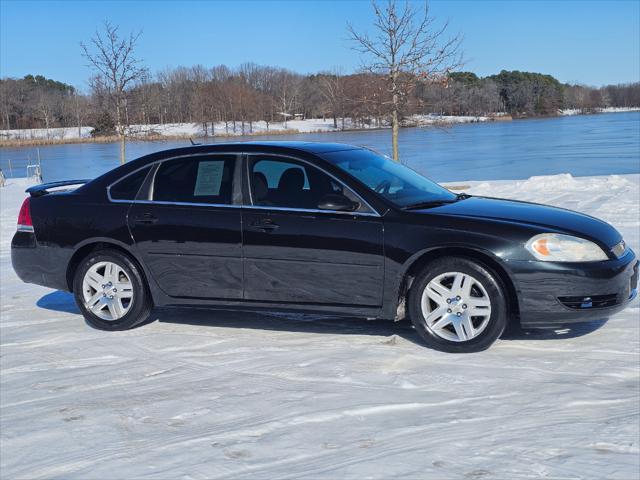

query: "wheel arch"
xmin=66 ymin=238 xmax=148 ymax=292
xmin=395 ymin=246 xmax=521 ymax=322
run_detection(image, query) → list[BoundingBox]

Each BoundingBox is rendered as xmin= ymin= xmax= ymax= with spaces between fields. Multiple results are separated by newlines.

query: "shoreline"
xmin=1 ymin=108 xmax=638 ymax=148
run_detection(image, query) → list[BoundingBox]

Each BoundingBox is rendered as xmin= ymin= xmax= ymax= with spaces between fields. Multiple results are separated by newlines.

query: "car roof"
xmin=238 ymin=141 xmax=361 ymax=154
xmin=89 ymin=141 xmax=367 ymax=190
xmin=135 ymin=141 xmax=362 ymax=162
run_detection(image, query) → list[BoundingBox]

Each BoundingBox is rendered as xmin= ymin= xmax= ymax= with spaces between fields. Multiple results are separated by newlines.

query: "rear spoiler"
xmin=26 ymin=179 xmax=92 ymax=197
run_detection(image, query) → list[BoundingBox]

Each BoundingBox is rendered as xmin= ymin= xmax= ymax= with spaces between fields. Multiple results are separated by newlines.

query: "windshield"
xmin=322 ymin=148 xmax=457 ymax=208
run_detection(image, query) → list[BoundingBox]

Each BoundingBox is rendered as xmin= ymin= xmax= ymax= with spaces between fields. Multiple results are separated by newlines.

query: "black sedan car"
xmin=11 ymin=142 xmax=639 ymax=352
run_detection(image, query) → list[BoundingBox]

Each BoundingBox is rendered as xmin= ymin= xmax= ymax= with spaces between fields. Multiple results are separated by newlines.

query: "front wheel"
xmin=408 ymin=257 xmax=508 ymax=353
xmin=73 ymin=249 xmax=153 ymax=331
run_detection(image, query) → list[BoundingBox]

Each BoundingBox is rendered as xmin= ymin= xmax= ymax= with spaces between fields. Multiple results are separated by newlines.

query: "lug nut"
xmin=113 ymin=288 xmax=117 ymax=292
xmin=456 ymin=296 xmax=461 ymax=301
xmin=446 ymin=298 xmax=452 ymax=304
xmin=447 ymin=309 xmax=452 ymax=313
xmin=101 ymin=284 xmax=106 ymax=289
xmin=462 ymin=304 xmax=467 ymax=309
xmin=109 ymin=295 xmax=114 ymax=299
xmin=456 ymin=312 xmax=462 ymax=317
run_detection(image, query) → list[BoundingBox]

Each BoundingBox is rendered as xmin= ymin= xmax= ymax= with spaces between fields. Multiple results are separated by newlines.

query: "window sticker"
xmin=193 ymin=161 xmax=224 ymax=196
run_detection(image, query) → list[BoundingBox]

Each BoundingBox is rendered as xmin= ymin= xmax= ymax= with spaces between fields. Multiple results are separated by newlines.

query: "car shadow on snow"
xmin=146 ymin=309 xmax=612 ymax=344
xmin=37 ymin=290 xmax=609 ymax=345
xmin=501 ymin=318 xmax=609 ymax=340
xmin=153 ymin=307 xmax=426 ymax=346
xmin=37 ymin=290 xmax=80 ymax=314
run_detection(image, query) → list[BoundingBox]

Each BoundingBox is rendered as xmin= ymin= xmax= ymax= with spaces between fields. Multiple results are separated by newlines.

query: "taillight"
xmin=17 ymin=197 xmax=34 ymax=232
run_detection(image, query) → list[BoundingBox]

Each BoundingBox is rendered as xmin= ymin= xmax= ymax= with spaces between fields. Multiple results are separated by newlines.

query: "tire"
xmin=407 ymin=256 xmax=508 ymax=353
xmin=73 ymin=248 xmax=153 ymax=331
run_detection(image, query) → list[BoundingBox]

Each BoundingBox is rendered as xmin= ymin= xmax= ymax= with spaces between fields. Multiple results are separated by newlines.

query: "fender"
xmin=66 ymin=237 xmax=163 ymax=303
xmin=383 ymin=242 xmax=522 ymax=320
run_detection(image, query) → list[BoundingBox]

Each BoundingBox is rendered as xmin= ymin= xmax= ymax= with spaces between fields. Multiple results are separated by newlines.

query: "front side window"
xmin=153 ymin=155 xmax=235 ymax=205
xmin=322 ymin=148 xmax=457 ymax=208
xmin=110 ymin=166 xmax=152 ymax=200
xmin=248 ymin=156 xmax=369 ymax=212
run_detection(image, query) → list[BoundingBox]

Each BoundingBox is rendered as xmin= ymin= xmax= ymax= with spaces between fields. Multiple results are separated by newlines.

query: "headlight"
xmin=525 ymin=233 xmax=608 ymax=262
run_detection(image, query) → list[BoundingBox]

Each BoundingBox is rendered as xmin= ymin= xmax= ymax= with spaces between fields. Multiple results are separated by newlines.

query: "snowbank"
xmin=2 ymin=107 xmax=637 ymax=141
xmin=1 ymin=174 xmax=638 ymax=479
xmin=0 ymin=115 xmax=491 ymax=141
xmin=125 ymin=117 xmax=373 ymax=137
xmin=128 ymin=115 xmax=496 ymax=138
xmin=0 ymin=126 xmax=93 ymax=141
xmin=560 ymin=106 xmax=640 ymax=116
xmin=405 ymin=113 xmax=492 ymax=126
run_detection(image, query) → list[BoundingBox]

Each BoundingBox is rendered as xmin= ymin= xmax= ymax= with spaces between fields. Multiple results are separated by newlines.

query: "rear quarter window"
xmin=110 ymin=166 xmax=152 ymax=200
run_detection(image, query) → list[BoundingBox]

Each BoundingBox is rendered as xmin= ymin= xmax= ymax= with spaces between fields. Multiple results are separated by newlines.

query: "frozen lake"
xmin=1 ymin=111 xmax=639 ymax=183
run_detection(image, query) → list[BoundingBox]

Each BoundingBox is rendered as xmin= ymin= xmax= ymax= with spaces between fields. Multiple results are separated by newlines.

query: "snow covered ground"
xmin=0 ymin=126 xmax=94 ymax=141
xmin=0 ymin=116 xmax=494 ymax=141
xmin=560 ymin=107 xmax=640 ymax=116
xmin=126 ymin=117 xmax=375 ymax=137
xmin=1 ymin=109 xmax=638 ymax=140
xmin=1 ymin=174 xmax=638 ymax=479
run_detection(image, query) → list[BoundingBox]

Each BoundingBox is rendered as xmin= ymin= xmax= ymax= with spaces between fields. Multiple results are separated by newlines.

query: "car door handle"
xmin=134 ymin=213 xmax=159 ymax=225
xmin=249 ymin=220 xmax=279 ymax=232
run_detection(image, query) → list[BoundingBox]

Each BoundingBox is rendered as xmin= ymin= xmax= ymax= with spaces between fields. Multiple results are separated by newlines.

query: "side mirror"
xmin=317 ymin=193 xmax=359 ymax=212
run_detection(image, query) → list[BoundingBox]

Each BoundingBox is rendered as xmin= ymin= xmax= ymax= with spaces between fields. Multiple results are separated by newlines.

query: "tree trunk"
xmin=116 ymin=100 xmax=126 ymax=164
xmin=119 ymin=134 xmax=126 ymax=165
xmin=391 ymin=106 xmax=399 ymax=162
xmin=391 ymin=72 xmax=400 ymax=162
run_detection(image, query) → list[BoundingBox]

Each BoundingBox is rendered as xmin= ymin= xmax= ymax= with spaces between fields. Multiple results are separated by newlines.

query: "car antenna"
xmin=189 ymin=137 xmax=201 ymax=146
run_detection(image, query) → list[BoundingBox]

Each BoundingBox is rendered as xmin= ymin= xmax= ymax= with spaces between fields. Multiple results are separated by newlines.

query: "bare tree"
xmin=348 ymin=0 xmax=463 ymax=161
xmin=319 ymin=69 xmax=347 ymax=129
xmin=81 ymin=22 xmax=147 ymax=163
xmin=274 ymin=69 xmax=301 ymax=128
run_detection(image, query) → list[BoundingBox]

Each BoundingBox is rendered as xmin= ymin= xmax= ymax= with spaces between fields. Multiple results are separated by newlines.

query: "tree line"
xmin=2 ymin=68 xmax=638 ymax=133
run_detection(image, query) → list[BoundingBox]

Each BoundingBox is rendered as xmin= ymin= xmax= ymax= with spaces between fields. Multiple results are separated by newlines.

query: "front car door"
xmin=242 ymin=153 xmax=385 ymax=307
xmin=126 ymin=153 xmax=243 ymax=300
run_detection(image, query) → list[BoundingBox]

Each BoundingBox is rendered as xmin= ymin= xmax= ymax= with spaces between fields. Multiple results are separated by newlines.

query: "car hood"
xmin=415 ymin=196 xmax=622 ymax=247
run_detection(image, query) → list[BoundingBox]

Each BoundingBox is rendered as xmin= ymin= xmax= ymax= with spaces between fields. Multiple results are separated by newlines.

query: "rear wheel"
xmin=73 ymin=249 xmax=153 ymax=331
xmin=408 ymin=257 xmax=508 ymax=353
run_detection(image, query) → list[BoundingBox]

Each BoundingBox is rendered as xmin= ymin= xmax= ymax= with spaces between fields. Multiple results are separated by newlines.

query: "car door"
xmin=127 ymin=153 xmax=243 ymax=300
xmin=242 ymin=154 xmax=384 ymax=306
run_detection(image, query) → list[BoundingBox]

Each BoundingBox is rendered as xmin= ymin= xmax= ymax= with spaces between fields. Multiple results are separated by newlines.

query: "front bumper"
xmin=510 ymin=249 xmax=638 ymax=328
xmin=11 ymin=231 xmax=71 ymax=291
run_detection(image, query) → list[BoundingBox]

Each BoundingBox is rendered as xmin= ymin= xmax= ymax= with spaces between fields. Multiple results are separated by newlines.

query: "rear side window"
xmin=110 ymin=166 xmax=152 ymax=200
xmin=153 ymin=155 xmax=235 ymax=205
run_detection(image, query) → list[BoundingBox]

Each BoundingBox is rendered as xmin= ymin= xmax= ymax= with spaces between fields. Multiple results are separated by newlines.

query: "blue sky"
xmin=1 ymin=0 xmax=638 ymax=90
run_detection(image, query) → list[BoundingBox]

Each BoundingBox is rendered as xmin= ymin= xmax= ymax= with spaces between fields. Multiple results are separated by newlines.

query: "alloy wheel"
xmin=420 ymin=271 xmax=492 ymax=342
xmin=82 ymin=261 xmax=134 ymax=321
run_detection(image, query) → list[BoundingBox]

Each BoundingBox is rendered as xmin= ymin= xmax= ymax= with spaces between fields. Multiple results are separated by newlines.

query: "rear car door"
xmin=126 ymin=154 xmax=243 ymax=300
xmin=242 ymin=154 xmax=384 ymax=306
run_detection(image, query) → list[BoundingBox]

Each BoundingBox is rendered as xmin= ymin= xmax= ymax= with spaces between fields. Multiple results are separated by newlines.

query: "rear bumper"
xmin=511 ymin=249 xmax=638 ymax=328
xmin=11 ymin=231 xmax=71 ymax=291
